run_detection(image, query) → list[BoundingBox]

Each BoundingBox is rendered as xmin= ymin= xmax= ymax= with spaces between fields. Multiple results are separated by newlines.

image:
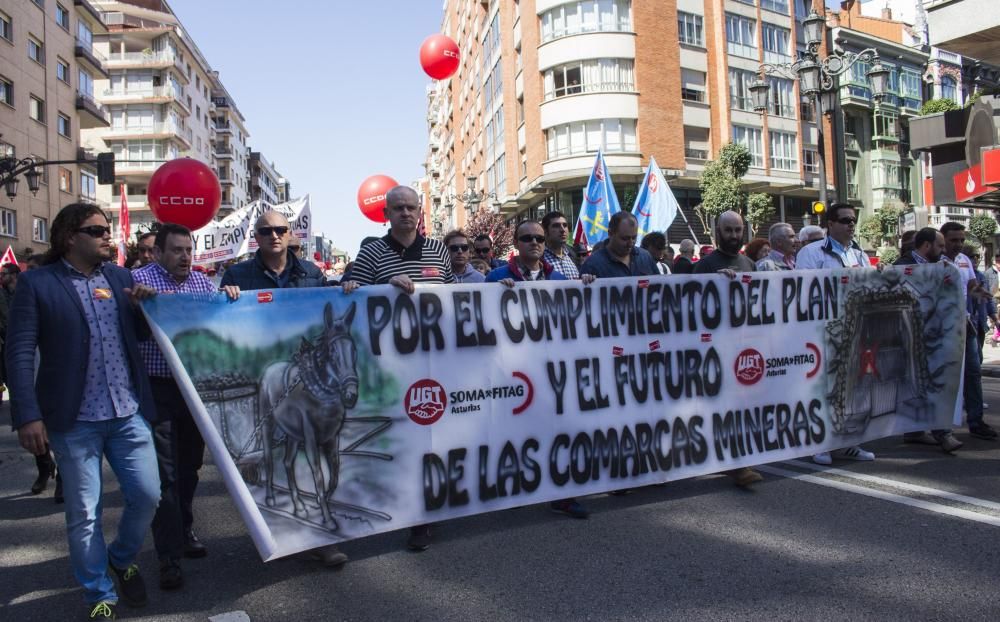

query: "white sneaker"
xmin=837 ymin=446 xmax=875 ymax=461
xmin=812 ymin=452 xmax=832 ymax=465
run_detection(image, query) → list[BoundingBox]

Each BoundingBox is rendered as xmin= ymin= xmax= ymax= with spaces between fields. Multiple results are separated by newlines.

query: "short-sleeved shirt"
xmin=580 ymin=247 xmax=658 ymax=278
xmin=133 ymin=262 xmax=218 ymax=378
xmin=350 ymin=232 xmax=455 ymax=286
xmin=692 ymin=250 xmax=756 ymax=274
xmin=63 ymin=260 xmax=139 ymax=422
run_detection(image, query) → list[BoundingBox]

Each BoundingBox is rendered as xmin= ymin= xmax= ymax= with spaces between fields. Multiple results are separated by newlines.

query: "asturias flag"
xmin=575 ymin=150 xmax=621 ymax=246
xmin=631 ymin=156 xmax=679 ymax=243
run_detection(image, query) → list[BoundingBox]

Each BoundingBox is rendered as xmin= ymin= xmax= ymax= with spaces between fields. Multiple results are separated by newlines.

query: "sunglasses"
xmin=518 ymin=234 xmax=546 ymax=244
xmin=474 ymin=247 xmax=492 ymax=254
xmin=76 ymin=225 xmax=111 ymax=237
xmin=256 ymin=226 xmax=289 ymax=237
xmin=833 ymin=217 xmax=857 ymax=225
xmin=448 ymin=244 xmax=470 ymax=253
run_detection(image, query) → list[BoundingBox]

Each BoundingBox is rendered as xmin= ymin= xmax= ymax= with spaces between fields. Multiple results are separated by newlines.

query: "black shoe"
xmin=969 ymin=423 xmax=998 ymax=440
xmin=158 ymin=558 xmax=183 ymax=590
xmin=87 ymin=601 xmax=116 ymax=620
xmin=53 ymin=473 xmax=64 ymax=504
xmin=407 ymin=524 xmax=432 ymax=551
xmin=30 ymin=471 xmax=50 ymax=495
xmin=182 ymin=529 xmax=207 ymax=559
xmin=108 ymin=563 xmax=147 ymax=607
xmin=306 ymin=544 xmax=349 ymax=567
xmin=549 ymin=499 xmax=590 ymax=519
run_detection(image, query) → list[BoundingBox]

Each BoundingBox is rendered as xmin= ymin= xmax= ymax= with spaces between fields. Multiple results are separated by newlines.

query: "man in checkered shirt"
xmin=132 ymin=223 xmax=216 ymax=591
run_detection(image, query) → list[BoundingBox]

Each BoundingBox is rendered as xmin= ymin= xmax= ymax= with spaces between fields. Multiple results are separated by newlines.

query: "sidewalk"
xmin=981 ymin=340 xmax=1000 ymax=377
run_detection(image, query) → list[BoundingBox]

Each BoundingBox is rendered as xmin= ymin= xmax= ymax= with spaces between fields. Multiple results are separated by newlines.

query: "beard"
xmin=720 ymin=237 xmax=742 ymax=255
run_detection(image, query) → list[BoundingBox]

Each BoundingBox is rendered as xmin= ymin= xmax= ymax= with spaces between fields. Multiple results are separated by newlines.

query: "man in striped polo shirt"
xmin=132 ymin=223 xmax=216 ymax=590
xmin=343 ymin=185 xmax=453 ymax=552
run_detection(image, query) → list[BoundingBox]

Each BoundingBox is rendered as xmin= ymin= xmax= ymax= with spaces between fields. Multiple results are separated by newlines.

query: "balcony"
xmin=215 ymin=144 xmax=234 ymax=159
xmin=105 ymin=50 xmax=188 ymax=81
xmin=103 ymin=122 xmax=191 ymax=148
xmin=214 ymin=122 xmax=232 ymax=135
xmin=685 ymin=148 xmax=708 ymax=160
xmin=101 ymin=86 xmax=189 ymax=114
xmin=845 ymin=133 xmax=861 ymax=152
xmin=116 ymin=160 xmax=159 ymax=175
xmin=76 ymin=92 xmax=110 ymax=128
xmin=74 ymin=37 xmax=108 ymax=78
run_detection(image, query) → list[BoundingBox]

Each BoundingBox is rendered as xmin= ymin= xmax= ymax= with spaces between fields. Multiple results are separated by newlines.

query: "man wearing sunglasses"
xmin=219 ymin=211 xmax=345 ymax=568
xmin=796 ymin=203 xmax=877 ymax=466
xmin=486 ymin=220 xmax=569 ymax=285
xmin=220 ymin=211 xmax=325 ymax=297
xmin=6 ymin=203 xmax=161 ymax=620
xmin=444 ymin=229 xmax=485 ymax=283
xmin=473 ymin=234 xmax=506 ymax=269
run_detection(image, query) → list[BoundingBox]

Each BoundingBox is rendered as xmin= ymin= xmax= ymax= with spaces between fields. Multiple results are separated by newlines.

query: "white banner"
xmin=191 ymin=195 xmax=312 ymax=265
xmin=142 ymin=265 xmax=964 ymax=560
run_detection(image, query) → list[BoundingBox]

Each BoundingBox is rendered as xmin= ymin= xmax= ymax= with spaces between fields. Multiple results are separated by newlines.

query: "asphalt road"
xmin=2 ymin=384 xmax=999 ymax=622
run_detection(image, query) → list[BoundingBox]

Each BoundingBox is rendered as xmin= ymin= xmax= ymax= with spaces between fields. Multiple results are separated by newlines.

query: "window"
xmin=546 ymin=118 xmax=637 ymax=159
xmin=0 ymin=76 xmax=12 ymax=107
xmin=725 ymin=14 xmax=756 ymax=58
xmin=803 ymin=148 xmax=819 ymax=174
xmin=32 ymin=0 xmax=44 ymax=7
xmin=56 ymin=4 xmax=69 ymax=29
xmin=33 ymin=217 xmax=48 ymax=243
xmin=768 ymin=77 xmax=795 ymax=117
xmin=729 ymin=68 xmax=756 ymax=111
xmin=540 ymin=0 xmax=632 ymax=42
xmin=28 ymin=35 xmax=44 ymax=64
xmin=900 ymin=70 xmax=922 ymax=108
xmin=800 ymin=98 xmax=815 ymax=122
xmin=29 ymin=95 xmax=44 ymax=122
xmin=57 ymin=112 xmax=70 ymax=137
xmin=761 ymin=0 xmax=789 ymax=13
xmin=0 ymin=11 xmax=12 ymax=42
xmin=543 ymin=59 xmax=635 ymax=100
xmin=846 ymin=159 xmax=859 ymax=199
xmin=795 ymin=0 xmax=809 ymax=19
xmin=732 ymin=125 xmax=764 ymax=168
xmin=762 ymin=24 xmax=791 ymax=63
xmin=941 ymin=76 xmax=957 ymax=104
xmin=769 ymin=130 xmax=798 ymax=171
xmin=81 ymin=171 xmax=96 ymax=199
xmin=0 ymin=208 xmax=15 ymax=238
xmin=681 ymin=69 xmax=706 ymax=103
xmin=56 ymin=58 xmax=69 ymax=83
xmin=77 ymin=20 xmax=92 ymax=50
xmin=0 ymin=141 xmax=12 ymax=158
xmin=873 ymin=110 xmax=898 ymax=140
xmin=79 ymin=68 xmax=93 ymax=97
xmin=678 ymin=12 xmax=703 ymax=47
xmin=58 ymin=167 xmax=72 ymax=193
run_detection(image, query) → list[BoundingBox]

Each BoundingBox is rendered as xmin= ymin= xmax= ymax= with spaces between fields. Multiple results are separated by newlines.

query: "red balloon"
xmin=357 ymin=174 xmax=398 ymax=223
xmin=419 ymin=34 xmax=460 ymax=80
xmin=148 ymin=158 xmax=221 ymax=230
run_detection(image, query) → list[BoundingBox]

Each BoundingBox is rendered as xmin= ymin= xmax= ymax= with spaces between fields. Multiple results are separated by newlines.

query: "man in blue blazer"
xmin=6 ymin=203 xmax=160 ymax=620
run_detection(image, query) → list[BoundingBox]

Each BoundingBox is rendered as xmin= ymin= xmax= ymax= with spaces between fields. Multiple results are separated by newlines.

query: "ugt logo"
xmin=734 ymin=348 xmax=764 ymax=386
xmin=405 ymin=379 xmax=447 ymax=425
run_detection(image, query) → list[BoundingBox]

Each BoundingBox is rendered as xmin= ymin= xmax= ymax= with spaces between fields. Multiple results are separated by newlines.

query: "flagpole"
xmin=676 ymin=202 xmax=701 ymax=245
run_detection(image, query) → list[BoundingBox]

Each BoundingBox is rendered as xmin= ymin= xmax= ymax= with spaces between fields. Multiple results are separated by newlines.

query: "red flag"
xmin=573 ymin=219 xmax=587 ymax=247
xmin=417 ymin=206 xmax=427 ymax=237
xmin=117 ymin=183 xmax=129 ymax=267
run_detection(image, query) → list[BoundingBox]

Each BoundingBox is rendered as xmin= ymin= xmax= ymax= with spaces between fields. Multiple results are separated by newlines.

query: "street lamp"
xmin=4 ymin=177 xmax=18 ymax=200
xmin=24 ymin=167 xmax=42 ymax=195
xmin=446 ymin=175 xmax=501 ymax=215
xmin=755 ymin=7 xmax=889 ymax=208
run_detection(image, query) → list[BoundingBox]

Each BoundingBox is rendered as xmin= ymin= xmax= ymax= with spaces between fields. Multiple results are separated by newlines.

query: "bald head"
xmin=715 ymin=211 xmax=745 ymax=255
xmin=254 ymin=209 xmax=290 ymax=231
xmin=386 ymin=185 xmax=419 ymax=207
xmin=254 ymin=209 xmax=291 ymax=259
xmin=384 ymin=185 xmax=420 ymax=234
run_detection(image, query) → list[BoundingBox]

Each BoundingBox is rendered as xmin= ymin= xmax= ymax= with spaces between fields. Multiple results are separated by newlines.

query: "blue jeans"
xmin=964 ymin=327 xmax=985 ymax=428
xmin=48 ymin=415 xmax=161 ymax=604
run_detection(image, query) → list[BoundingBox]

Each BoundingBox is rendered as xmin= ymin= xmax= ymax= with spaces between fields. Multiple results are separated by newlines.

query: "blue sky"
xmin=171 ymin=0 xmax=442 ymax=255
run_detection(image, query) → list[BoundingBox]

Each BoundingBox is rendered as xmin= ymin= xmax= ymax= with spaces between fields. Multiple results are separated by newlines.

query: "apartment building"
xmin=248 ymin=151 xmax=285 ymax=206
xmin=211 ymin=76 xmax=250 ymax=214
xmin=80 ymin=0 xmax=248 ymax=227
xmin=425 ymin=0 xmax=845 ymax=244
xmin=0 ymin=0 xmax=109 ymax=254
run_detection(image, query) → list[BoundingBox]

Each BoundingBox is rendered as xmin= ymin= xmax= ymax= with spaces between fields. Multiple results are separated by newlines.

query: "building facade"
xmin=248 ymin=150 xmax=285 ymax=205
xmin=80 ymin=0 xmax=249 ymax=228
xmin=210 ymin=76 xmax=249 ymax=214
xmin=0 ymin=0 xmax=110 ymax=254
xmin=424 ymin=0 xmax=849 ymax=245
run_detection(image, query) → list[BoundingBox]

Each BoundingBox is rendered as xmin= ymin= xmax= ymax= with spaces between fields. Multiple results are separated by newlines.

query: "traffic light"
xmin=96 ymin=152 xmax=115 ymax=185
xmin=811 ymin=201 xmax=826 ymax=216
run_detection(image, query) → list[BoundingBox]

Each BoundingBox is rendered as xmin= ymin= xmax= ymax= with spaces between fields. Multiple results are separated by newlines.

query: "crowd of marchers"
xmin=2 ymin=189 xmax=995 ymax=621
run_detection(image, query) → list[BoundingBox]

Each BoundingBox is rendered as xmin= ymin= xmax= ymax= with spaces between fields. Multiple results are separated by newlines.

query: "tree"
xmin=463 ymin=208 xmax=514 ymax=259
xmin=876 ymin=204 xmax=902 ymax=246
xmin=697 ymin=142 xmax=766 ymax=242
xmin=857 ymin=215 xmax=883 ymax=248
xmin=969 ymin=213 xmax=998 ymax=247
xmin=919 ymin=98 xmax=959 ymax=116
xmin=877 ymin=246 xmax=900 ymax=265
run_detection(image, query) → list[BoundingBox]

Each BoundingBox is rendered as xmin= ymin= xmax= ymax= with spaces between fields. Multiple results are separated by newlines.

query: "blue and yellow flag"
xmin=575 ymin=150 xmax=621 ymax=246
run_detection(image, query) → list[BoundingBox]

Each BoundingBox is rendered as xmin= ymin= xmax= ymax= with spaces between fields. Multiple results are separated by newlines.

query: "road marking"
xmin=209 ymin=612 xmax=251 ymax=622
xmin=758 ymin=465 xmax=1000 ymax=527
xmin=785 ymin=459 xmax=1000 ymax=512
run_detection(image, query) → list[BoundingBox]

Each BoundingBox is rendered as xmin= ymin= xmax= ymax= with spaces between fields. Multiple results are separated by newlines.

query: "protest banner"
xmin=191 ymin=196 xmax=312 ymax=265
xmin=143 ymin=265 xmax=964 ymax=561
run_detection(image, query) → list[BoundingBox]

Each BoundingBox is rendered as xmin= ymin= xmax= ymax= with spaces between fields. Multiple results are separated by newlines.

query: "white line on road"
xmin=784 ymin=459 xmax=1000 ymax=512
xmin=758 ymin=465 xmax=1000 ymax=527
